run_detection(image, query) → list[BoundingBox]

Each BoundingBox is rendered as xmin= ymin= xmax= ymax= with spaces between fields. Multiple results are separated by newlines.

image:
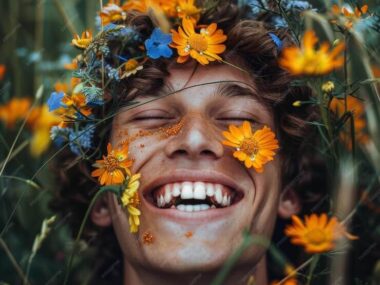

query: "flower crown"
xmin=46 ymin=0 xmax=355 ymax=234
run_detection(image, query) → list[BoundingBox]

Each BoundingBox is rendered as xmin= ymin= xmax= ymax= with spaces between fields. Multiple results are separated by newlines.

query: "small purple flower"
xmin=47 ymin=92 xmax=64 ymax=111
xmin=145 ymin=28 xmax=173 ymax=59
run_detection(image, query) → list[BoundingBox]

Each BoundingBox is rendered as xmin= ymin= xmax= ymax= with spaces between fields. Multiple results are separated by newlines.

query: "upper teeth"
xmin=154 ymin=181 xmax=233 ymax=209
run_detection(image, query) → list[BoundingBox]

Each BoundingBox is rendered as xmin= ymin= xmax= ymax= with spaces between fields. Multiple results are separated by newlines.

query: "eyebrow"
xmin=215 ymin=82 xmax=262 ymax=102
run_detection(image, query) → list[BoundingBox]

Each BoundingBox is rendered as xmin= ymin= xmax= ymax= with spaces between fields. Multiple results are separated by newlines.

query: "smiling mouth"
xmin=146 ymin=181 xmax=244 ymax=212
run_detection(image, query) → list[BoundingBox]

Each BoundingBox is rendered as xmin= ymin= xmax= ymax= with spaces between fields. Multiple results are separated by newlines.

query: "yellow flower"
xmin=0 ymin=98 xmax=31 ymax=128
xmin=330 ymin=95 xmax=369 ymax=148
xmin=322 ymin=81 xmax=335 ymax=93
xmin=332 ymin=4 xmax=368 ymax=29
xmin=91 ymin=142 xmax=133 ymax=185
xmin=121 ymin=59 xmax=143 ymax=78
xmin=176 ymin=0 xmax=201 ymax=23
xmin=285 ymin=213 xmax=358 ymax=254
xmin=292 ymin=100 xmax=302 ymax=107
xmin=222 ymin=121 xmax=279 ymax=172
xmin=72 ymin=30 xmax=93 ymax=49
xmin=100 ymin=1 xmax=127 ymax=25
xmin=27 ymin=105 xmax=61 ymax=156
xmin=122 ymin=0 xmax=177 ymax=17
xmin=170 ymin=18 xmax=227 ymax=65
xmin=121 ymin=173 xmax=141 ymax=233
xmin=279 ymin=30 xmax=345 ymax=76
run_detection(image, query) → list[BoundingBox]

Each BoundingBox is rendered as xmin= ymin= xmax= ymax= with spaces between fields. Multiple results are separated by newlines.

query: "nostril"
xmin=200 ymin=150 xmax=215 ymax=156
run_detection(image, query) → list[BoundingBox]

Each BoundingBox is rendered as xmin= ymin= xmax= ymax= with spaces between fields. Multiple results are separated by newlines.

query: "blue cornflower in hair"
xmin=50 ymin=126 xmax=70 ymax=147
xmin=47 ymin=92 xmax=64 ymax=111
xmin=145 ymin=28 xmax=173 ymax=59
xmin=68 ymin=125 xmax=95 ymax=155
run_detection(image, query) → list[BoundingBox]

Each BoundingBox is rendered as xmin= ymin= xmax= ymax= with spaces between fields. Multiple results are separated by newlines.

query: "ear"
xmin=278 ymin=188 xmax=302 ymax=218
xmin=91 ymin=193 xmax=112 ymax=227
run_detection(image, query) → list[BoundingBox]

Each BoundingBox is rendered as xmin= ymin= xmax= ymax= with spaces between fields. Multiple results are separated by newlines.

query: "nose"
xmin=164 ymin=115 xmax=224 ymax=161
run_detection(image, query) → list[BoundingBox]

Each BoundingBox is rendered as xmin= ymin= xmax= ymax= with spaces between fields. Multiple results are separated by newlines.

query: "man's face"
xmin=108 ymin=63 xmax=282 ymax=272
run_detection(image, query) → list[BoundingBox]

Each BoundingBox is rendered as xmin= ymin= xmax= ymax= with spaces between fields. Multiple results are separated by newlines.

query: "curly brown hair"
xmin=51 ymin=1 xmax=328 ymax=283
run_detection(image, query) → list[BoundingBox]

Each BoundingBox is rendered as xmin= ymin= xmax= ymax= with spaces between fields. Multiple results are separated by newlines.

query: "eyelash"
xmin=217 ymin=117 xmax=257 ymax=124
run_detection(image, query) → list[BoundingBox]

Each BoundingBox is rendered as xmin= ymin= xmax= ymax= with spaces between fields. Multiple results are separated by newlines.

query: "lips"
xmin=142 ymin=170 xmax=244 ymax=212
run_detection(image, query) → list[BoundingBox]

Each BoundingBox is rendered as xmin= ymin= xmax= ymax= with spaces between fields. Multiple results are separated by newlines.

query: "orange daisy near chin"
xmin=222 ymin=121 xmax=279 ymax=172
xmin=170 ymin=18 xmax=227 ymax=65
xmin=285 ymin=213 xmax=358 ymax=254
xmin=91 ymin=142 xmax=133 ymax=185
xmin=279 ymin=30 xmax=345 ymax=76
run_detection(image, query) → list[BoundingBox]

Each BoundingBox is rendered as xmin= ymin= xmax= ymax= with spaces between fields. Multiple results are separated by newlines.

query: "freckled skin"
xmin=103 ymin=63 xmax=285 ymax=285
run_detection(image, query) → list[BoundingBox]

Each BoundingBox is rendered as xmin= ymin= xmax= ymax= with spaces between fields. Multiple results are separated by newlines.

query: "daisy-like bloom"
xmin=61 ymin=93 xmax=92 ymax=117
xmin=121 ymin=59 xmax=143 ymax=78
xmin=332 ymin=4 xmax=369 ymax=29
xmin=222 ymin=121 xmax=279 ymax=172
xmin=322 ymin=80 xmax=335 ymax=93
xmin=330 ymin=95 xmax=369 ymax=148
xmin=285 ymin=213 xmax=358 ymax=254
xmin=279 ymin=30 xmax=345 ymax=76
xmin=71 ymin=30 xmax=93 ymax=49
xmin=91 ymin=142 xmax=133 ymax=185
xmin=100 ymin=1 xmax=126 ymax=26
xmin=176 ymin=0 xmax=202 ymax=24
xmin=0 ymin=98 xmax=31 ymax=128
xmin=170 ymin=18 xmax=227 ymax=65
xmin=121 ymin=173 xmax=142 ymax=233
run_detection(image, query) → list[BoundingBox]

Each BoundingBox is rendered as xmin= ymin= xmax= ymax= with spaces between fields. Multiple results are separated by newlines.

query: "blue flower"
xmin=47 ymin=92 xmax=64 ymax=111
xmin=50 ymin=126 xmax=70 ymax=147
xmin=246 ymin=0 xmax=268 ymax=16
xmin=68 ymin=125 xmax=95 ymax=155
xmin=283 ymin=0 xmax=313 ymax=12
xmin=268 ymin=32 xmax=283 ymax=51
xmin=145 ymin=28 xmax=173 ymax=59
xmin=270 ymin=15 xmax=288 ymax=28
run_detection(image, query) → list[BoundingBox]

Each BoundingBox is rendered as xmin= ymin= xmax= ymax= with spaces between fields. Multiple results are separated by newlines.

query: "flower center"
xmin=188 ymin=34 xmax=208 ymax=53
xmin=125 ymin=59 xmax=139 ymax=71
xmin=305 ymin=229 xmax=327 ymax=245
xmin=105 ymin=156 xmax=119 ymax=172
xmin=239 ymin=138 xmax=259 ymax=161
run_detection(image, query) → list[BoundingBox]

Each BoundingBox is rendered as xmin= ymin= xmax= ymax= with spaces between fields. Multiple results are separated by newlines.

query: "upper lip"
xmin=141 ymin=169 xmax=244 ymax=196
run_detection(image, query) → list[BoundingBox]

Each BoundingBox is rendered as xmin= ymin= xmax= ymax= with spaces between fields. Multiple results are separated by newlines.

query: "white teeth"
xmin=172 ymin=183 xmax=181 ymax=197
xmin=215 ymin=187 xmax=223 ymax=204
xmin=200 ymin=204 xmax=210 ymax=210
xmin=164 ymin=185 xmax=172 ymax=204
xmin=193 ymin=182 xmax=206 ymax=199
xmin=181 ymin=182 xmax=193 ymax=199
xmin=222 ymin=195 xmax=228 ymax=206
xmin=206 ymin=183 xmax=215 ymax=196
xmin=227 ymin=196 xmax=231 ymax=206
xmin=157 ymin=195 xmax=165 ymax=207
xmin=176 ymin=204 xmax=211 ymax=212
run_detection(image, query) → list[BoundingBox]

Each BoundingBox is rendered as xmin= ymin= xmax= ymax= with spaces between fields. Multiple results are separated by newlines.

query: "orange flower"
xmin=176 ymin=0 xmax=201 ymax=23
xmin=285 ymin=213 xmax=358 ymax=254
xmin=0 ymin=98 xmax=31 ymax=128
xmin=0 ymin=64 xmax=6 ymax=80
xmin=330 ymin=96 xmax=369 ymax=148
xmin=61 ymin=93 xmax=92 ymax=117
xmin=72 ymin=30 xmax=93 ymax=49
xmin=171 ymin=18 xmax=227 ymax=65
xmin=64 ymin=58 xmax=78 ymax=70
xmin=279 ymin=30 xmax=345 ymax=76
xmin=222 ymin=121 xmax=279 ymax=172
xmin=122 ymin=0 xmax=177 ymax=17
xmin=332 ymin=4 xmax=368 ymax=29
xmin=91 ymin=142 xmax=133 ymax=185
xmin=100 ymin=1 xmax=127 ymax=25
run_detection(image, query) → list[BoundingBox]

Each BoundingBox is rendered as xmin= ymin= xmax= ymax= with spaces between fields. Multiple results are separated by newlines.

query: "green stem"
xmin=62 ymin=186 xmax=120 ymax=285
xmin=306 ymin=254 xmax=320 ymax=285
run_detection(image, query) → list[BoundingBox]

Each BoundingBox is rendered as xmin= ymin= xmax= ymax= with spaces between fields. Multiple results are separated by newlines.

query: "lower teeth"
xmin=176 ymin=204 xmax=213 ymax=212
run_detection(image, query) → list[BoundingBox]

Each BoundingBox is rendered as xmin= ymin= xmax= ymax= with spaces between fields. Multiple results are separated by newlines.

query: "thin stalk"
xmin=63 ymin=186 xmax=120 ymax=285
xmin=306 ymin=254 xmax=320 ymax=285
xmin=0 ymin=238 xmax=31 ymax=285
xmin=0 ymin=140 xmax=29 ymax=170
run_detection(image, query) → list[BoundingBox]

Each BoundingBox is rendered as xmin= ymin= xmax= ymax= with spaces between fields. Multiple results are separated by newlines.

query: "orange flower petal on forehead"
xmin=170 ymin=18 xmax=227 ymax=65
xmin=91 ymin=142 xmax=133 ymax=185
xmin=222 ymin=121 xmax=279 ymax=173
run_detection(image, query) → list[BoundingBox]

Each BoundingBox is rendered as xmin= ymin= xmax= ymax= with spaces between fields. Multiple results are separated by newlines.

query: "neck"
xmin=123 ymin=256 xmax=268 ymax=285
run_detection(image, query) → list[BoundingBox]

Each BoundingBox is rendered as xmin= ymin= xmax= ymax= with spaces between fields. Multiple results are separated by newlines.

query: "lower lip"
xmin=142 ymin=196 xmax=241 ymax=223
